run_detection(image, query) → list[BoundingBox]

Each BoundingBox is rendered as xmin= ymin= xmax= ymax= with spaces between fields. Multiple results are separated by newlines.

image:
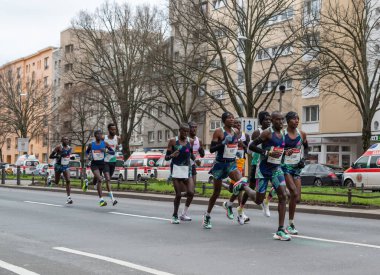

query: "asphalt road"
xmin=0 ymin=188 xmax=379 ymax=275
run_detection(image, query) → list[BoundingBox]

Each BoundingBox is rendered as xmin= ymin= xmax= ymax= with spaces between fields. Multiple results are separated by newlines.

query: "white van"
xmin=14 ymin=155 xmax=39 ymax=175
xmin=124 ymin=151 xmax=162 ymax=180
xmin=343 ymin=143 xmax=380 ymax=190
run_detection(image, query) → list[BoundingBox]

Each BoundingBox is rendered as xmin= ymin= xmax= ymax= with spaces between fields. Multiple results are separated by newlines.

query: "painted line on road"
xmin=293 ymin=235 xmax=380 ymax=249
xmin=109 ymin=212 xmax=171 ymax=221
xmin=53 ymin=247 xmax=173 ymax=275
xmin=24 ymin=201 xmax=63 ymax=207
xmin=0 ymin=259 xmax=40 ymax=275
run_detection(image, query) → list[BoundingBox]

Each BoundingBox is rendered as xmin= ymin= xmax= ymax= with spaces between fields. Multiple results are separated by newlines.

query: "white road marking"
xmin=0 ymin=259 xmax=40 ymax=275
xmin=109 ymin=212 xmax=171 ymax=221
xmin=53 ymin=247 xmax=174 ymax=275
xmin=293 ymin=235 xmax=380 ymax=249
xmin=24 ymin=201 xmax=63 ymax=207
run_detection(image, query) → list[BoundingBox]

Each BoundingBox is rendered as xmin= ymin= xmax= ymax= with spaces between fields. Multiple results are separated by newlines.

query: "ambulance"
xmin=124 ymin=151 xmax=162 ymax=181
xmin=343 ymin=143 xmax=380 ymax=190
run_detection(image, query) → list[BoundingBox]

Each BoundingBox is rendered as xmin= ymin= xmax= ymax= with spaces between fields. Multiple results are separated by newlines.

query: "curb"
xmin=1 ymin=184 xmax=380 ymax=220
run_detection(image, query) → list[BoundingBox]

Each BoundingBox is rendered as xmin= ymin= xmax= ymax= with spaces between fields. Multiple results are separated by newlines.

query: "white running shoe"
xmin=261 ymin=201 xmax=270 ymax=217
xmin=242 ymin=212 xmax=250 ymax=223
xmin=180 ymin=214 xmax=192 ymax=221
xmin=66 ymin=197 xmax=73 ymax=204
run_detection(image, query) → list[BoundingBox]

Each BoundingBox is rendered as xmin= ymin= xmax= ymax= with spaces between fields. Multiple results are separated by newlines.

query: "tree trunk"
xmin=361 ymin=122 xmax=372 ymax=153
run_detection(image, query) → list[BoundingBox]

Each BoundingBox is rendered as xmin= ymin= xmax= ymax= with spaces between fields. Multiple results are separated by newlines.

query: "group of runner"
xmin=49 ymin=110 xmax=308 ymax=241
xmin=49 ymin=123 xmax=120 ymax=207
xmin=165 ymin=111 xmax=308 ymax=242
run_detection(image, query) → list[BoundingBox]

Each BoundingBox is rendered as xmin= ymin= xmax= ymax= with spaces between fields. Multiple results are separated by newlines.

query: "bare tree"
xmin=0 ymin=121 xmax=11 ymax=162
xmin=66 ymin=2 xmax=165 ymax=159
xmin=59 ymin=85 xmax=104 ymax=180
xmin=171 ymin=0 xmax=302 ymax=118
xmin=297 ymin=0 xmax=380 ymax=151
xmin=0 ymin=67 xmax=51 ymax=141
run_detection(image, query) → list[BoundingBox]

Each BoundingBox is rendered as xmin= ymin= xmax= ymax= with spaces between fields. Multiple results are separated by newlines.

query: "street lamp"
xmin=279 ymin=85 xmax=286 ymax=113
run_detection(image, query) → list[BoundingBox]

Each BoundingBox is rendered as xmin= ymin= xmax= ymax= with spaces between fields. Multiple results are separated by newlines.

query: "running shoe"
xmin=171 ymin=215 xmax=180 ymax=224
xmin=286 ymin=224 xmax=298 ymax=235
xmin=82 ymin=181 xmax=88 ymax=192
xmin=222 ymin=201 xmax=234 ymax=220
xmin=232 ymin=178 xmax=248 ymax=196
xmin=273 ymin=229 xmax=291 ymax=241
xmin=66 ymin=197 xmax=73 ymax=204
xmin=180 ymin=214 xmax=192 ymax=221
xmin=99 ymin=200 xmax=107 ymax=207
xmin=202 ymin=214 xmax=212 ymax=229
xmin=242 ymin=212 xmax=250 ymax=223
xmin=112 ymin=200 xmax=118 ymax=206
xmin=236 ymin=206 xmax=245 ymax=225
xmin=261 ymin=201 xmax=271 ymax=217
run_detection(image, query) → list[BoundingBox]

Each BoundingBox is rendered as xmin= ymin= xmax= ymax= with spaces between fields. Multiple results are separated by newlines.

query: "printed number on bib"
xmin=223 ymin=144 xmax=238 ymax=159
xmin=93 ymin=150 xmax=104 ymax=161
xmin=61 ymin=157 xmax=70 ymax=166
xmin=284 ymin=149 xmax=301 ymax=165
xmin=172 ymin=165 xmax=189 ymax=178
xmin=267 ymin=147 xmax=284 ymax=165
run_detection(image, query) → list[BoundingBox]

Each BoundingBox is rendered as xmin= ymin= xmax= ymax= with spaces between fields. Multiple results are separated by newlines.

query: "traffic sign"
xmin=17 ymin=138 xmax=29 ymax=152
xmin=238 ymin=117 xmax=257 ymax=136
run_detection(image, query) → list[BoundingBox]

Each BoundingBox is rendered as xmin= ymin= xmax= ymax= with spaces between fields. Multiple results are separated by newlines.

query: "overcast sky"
xmin=0 ymin=0 xmax=167 ymax=65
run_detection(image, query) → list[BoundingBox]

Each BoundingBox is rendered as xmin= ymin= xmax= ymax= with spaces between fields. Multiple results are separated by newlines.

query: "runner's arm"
xmin=85 ymin=144 xmax=92 ymax=156
xmin=249 ymin=130 xmax=270 ymax=156
xmin=198 ymin=139 xmax=205 ymax=158
xmin=49 ymin=146 xmax=60 ymax=159
xmin=105 ymin=142 xmax=115 ymax=155
xmin=165 ymin=139 xmax=175 ymax=160
xmin=210 ymin=129 xmax=224 ymax=153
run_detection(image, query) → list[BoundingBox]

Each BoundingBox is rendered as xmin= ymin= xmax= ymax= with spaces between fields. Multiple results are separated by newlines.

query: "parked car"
xmin=343 ymin=143 xmax=380 ymax=190
xmin=32 ymin=163 xmax=49 ymax=176
xmin=112 ymin=159 xmax=126 ymax=181
xmin=300 ymin=163 xmax=343 ymax=186
xmin=13 ymin=155 xmax=39 ymax=175
xmin=124 ymin=151 xmax=162 ymax=181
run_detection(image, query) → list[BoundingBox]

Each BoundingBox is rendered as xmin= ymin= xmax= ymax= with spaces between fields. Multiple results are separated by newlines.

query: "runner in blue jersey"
xmin=85 ymin=130 xmax=115 ymax=207
xmin=165 ymin=123 xmax=195 ymax=224
xmin=249 ymin=111 xmax=293 ymax=241
xmin=203 ymin=112 xmax=256 ymax=229
xmin=49 ymin=136 xmax=74 ymax=204
xmin=282 ymin=112 xmax=308 ymax=235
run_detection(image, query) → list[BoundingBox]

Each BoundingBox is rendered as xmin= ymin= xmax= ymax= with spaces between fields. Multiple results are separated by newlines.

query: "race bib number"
xmin=61 ymin=157 xmax=70 ymax=166
xmin=284 ymin=149 xmax=301 ymax=165
xmin=92 ymin=150 xmax=104 ymax=161
xmin=172 ymin=164 xmax=189 ymax=178
xmin=267 ymin=147 xmax=284 ymax=165
xmin=223 ymin=144 xmax=238 ymax=159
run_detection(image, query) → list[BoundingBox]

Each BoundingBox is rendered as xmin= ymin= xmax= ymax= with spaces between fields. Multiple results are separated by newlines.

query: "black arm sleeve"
xmin=198 ymin=147 xmax=205 ymax=158
xmin=303 ymin=140 xmax=309 ymax=158
xmin=165 ymin=150 xmax=172 ymax=161
xmin=249 ymin=137 xmax=267 ymax=156
xmin=210 ymin=141 xmax=223 ymax=153
xmin=49 ymin=150 xmax=57 ymax=159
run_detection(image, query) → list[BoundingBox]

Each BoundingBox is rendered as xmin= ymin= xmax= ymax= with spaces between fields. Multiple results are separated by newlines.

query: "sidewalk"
xmin=1 ymin=181 xmax=379 ymax=220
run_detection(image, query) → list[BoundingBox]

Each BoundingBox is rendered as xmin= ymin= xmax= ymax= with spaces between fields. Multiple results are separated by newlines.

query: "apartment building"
xmin=0 ymin=47 xmax=56 ymax=164
xmin=163 ymin=0 xmax=367 ymax=168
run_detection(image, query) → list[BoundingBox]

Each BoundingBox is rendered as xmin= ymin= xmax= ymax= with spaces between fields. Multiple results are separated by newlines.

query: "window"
xmin=44 ymin=57 xmax=49 ymax=70
xmin=214 ymin=28 xmax=226 ymax=38
xmin=43 ymin=134 xmax=48 ymax=146
xmin=166 ymin=105 xmax=171 ymax=115
xmin=158 ymin=106 xmax=163 ymax=117
xmin=194 ymin=84 xmax=206 ymax=97
xmin=354 ymin=156 xmax=369 ymax=169
xmin=64 ymin=83 xmax=73 ymax=90
xmin=304 ymin=0 xmax=321 ymax=24
xmin=213 ymin=0 xmax=225 ymax=9
xmin=342 ymin=146 xmax=351 ymax=152
xmin=174 ymin=51 xmax=179 ymax=61
xmin=65 ymin=44 xmax=74 ymax=53
xmin=157 ymin=130 xmax=163 ymax=142
xmin=303 ymin=33 xmax=320 ymax=59
xmin=6 ymin=138 xmax=11 ymax=150
xmin=211 ymin=90 xmax=226 ymax=100
xmin=200 ymin=1 xmax=208 ymax=14
xmin=267 ymin=8 xmax=294 ymax=25
xmin=64 ymin=63 xmax=73 ymax=72
xmin=165 ymin=130 xmax=170 ymax=141
xmin=303 ymin=106 xmax=319 ymax=123
xmin=148 ymin=131 xmax=155 ymax=142
xmin=44 ymin=76 xmax=48 ymax=88
xmin=237 ymin=71 xmax=244 ymax=85
xmin=173 ymin=129 xmax=178 ymax=137
xmin=16 ymin=67 xmax=21 ymax=78
xmin=303 ymin=68 xmax=319 ymax=88
xmin=370 ymin=156 xmax=380 ymax=168
xmin=257 ymin=45 xmax=293 ymax=61
xmin=327 ymin=145 xmax=339 ymax=152
xmin=210 ymin=120 xmax=222 ymax=130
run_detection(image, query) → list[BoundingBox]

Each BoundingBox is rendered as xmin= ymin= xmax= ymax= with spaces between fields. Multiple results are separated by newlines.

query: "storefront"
xmin=307 ymin=135 xmax=362 ymax=168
